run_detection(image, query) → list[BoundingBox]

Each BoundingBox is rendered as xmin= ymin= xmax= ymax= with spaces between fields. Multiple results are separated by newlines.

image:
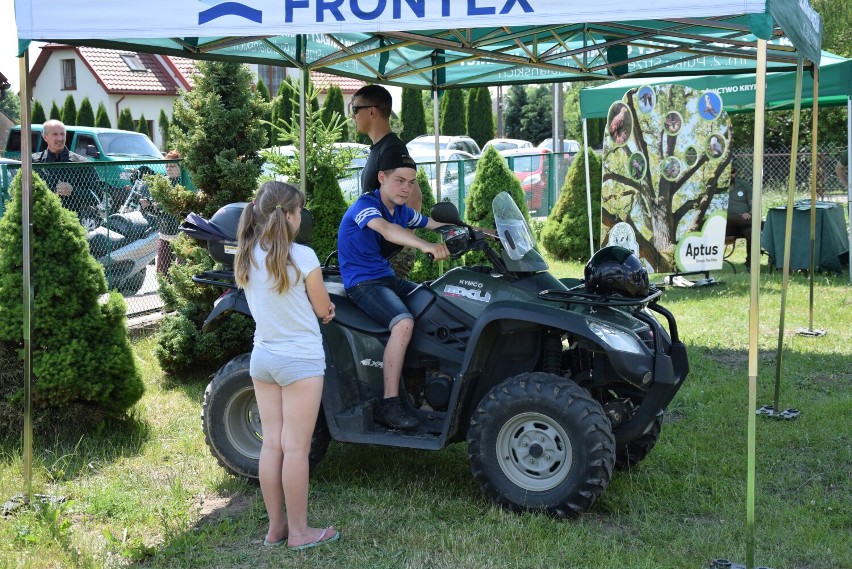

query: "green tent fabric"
xmin=13 ymin=1 xmax=823 ymax=89
xmin=579 ymin=51 xmax=852 ymax=118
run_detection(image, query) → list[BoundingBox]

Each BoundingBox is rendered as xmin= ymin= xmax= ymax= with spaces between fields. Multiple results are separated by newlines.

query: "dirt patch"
xmin=193 ymin=493 xmax=254 ymax=525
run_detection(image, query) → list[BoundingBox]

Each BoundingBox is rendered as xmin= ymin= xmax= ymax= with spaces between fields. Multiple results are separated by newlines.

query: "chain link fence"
xmin=1 ymin=159 xmax=184 ymax=317
xmin=731 ymin=142 xmax=850 ymax=203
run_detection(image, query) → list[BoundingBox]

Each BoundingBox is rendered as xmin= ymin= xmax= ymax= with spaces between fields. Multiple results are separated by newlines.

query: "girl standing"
xmin=234 ymin=181 xmax=340 ymax=551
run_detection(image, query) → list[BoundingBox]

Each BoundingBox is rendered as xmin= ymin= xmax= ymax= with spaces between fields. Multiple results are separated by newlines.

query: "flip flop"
xmin=288 ymin=527 xmax=340 ymax=551
xmin=262 ymin=537 xmax=286 ymax=548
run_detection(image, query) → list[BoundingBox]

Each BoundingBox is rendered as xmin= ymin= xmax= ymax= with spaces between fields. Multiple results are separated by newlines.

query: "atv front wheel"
xmin=201 ymin=353 xmax=330 ymax=480
xmin=615 ymin=413 xmax=663 ymax=471
xmin=467 ymin=372 xmax=615 ymax=518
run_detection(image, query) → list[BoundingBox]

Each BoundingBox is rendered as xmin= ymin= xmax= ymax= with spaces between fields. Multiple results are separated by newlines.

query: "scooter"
xmin=185 ymin=193 xmax=689 ymax=517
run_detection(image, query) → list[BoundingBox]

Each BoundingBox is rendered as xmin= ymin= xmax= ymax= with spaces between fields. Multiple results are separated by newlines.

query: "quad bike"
xmin=186 ymin=192 xmax=689 ymax=518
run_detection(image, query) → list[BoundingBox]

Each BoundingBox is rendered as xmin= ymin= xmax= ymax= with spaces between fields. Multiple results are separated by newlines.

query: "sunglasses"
xmin=351 ymin=105 xmax=377 ymax=116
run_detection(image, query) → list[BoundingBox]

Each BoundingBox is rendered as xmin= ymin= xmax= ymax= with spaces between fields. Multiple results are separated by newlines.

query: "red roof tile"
xmin=311 ymin=71 xmax=365 ymax=94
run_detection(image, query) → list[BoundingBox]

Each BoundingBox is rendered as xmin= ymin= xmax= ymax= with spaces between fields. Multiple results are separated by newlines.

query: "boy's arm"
xmin=366 ymin=218 xmax=450 ymax=260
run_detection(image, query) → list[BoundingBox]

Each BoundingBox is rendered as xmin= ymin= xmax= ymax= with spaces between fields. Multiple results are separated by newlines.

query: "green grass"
xmin=1 ymin=253 xmax=850 ymax=568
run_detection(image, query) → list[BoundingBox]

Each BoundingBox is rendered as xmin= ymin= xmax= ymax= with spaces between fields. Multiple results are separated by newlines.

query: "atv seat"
xmin=324 ymin=281 xmax=435 ymax=334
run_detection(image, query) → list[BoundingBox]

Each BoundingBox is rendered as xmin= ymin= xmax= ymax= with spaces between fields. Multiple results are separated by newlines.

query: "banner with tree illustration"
xmin=600 ymin=84 xmax=732 ymax=274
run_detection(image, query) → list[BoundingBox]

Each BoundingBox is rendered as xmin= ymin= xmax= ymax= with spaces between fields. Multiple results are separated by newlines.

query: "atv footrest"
xmin=334 ymin=399 xmax=376 ymax=433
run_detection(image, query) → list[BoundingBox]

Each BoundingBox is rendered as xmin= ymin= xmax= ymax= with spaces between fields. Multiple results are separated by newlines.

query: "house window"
xmin=120 ymin=53 xmax=147 ymax=72
xmin=258 ymin=64 xmax=286 ymax=97
xmin=61 ymin=59 xmax=77 ymax=90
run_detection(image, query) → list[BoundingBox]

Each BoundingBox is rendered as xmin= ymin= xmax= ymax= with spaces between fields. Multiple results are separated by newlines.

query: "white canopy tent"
xmin=11 ymin=2 xmax=823 ymax=566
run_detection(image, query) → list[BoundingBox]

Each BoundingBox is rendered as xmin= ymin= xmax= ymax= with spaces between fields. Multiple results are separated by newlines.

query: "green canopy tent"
xmin=10 ymin=2 xmax=824 ymax=566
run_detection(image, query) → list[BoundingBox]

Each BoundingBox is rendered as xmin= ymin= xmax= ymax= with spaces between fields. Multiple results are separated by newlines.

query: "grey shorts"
xmin=249 ymin=346 xmax=325 ymax=387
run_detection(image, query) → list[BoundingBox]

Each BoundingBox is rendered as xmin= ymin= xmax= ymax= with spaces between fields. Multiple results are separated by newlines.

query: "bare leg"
xmin=382 ymin=318 xmax=413 ymax=398
xmin=279 ymin=375 xmax=337 ymax=548
xmin=252 ymin=379 xmax=288 ymax=544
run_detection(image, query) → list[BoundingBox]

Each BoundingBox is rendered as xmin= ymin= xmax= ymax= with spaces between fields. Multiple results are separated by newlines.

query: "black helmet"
xmin=584 ymin=246 xmax=649 ymax=297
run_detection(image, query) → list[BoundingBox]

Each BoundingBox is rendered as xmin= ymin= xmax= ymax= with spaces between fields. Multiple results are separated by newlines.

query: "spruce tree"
xmin=117 ymin=108 xmax=135 ymax=131
xmin=306 ymin=164 xmax=348 ymax=262
xmin=76 ymin=97 xmax=95 ymax=126
xmin=95 ymin=102 xmax=111 ymax=128
xmin=321 ymin=85 xmax=347 ymax=142
xmin=439 ymin=89 xmax=466 ymax=136
xmin=466 ymin=87 xmax=494 ymax=149
xmin=463 ymin=145 xmax=529 ymax=265
xmin=61 ymin=94 xmax=77 ymax=125
xmin=49 ymin=101 xmax=62 ymax=121
xmin=0 ymin=172 xmax=144 ymax=416
xmin=136 ymin=112 xmax=150 ymax=137
xmin=31 ymin=101 xmax=47 ymax=125
xmin=271 ymin=77 xmax=297 ymax=145
xmin=540 ymin=149 xmax=602 ymax=261
xmin=158 ymin=109 xmax=170 ymax=150
xmin=400 ymin=87 xmax=427 ymax=143
xmin=153 ymin=60 xmax=266 ymax=374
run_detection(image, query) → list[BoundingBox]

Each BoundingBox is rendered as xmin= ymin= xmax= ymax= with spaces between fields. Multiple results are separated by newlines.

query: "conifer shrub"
xmin=306 ymin=165 xmax=348 ymax=263
xmin=95 ymin=103 xmax=111 ymax=128
xmin=77 ymin=97 xmax=95 ymax=127
xmin=158 ymin=109 xmax=170 ymax=150
xmin=31 ymin=101 xmax=47 ymax=125
xmin=137 ymin=113 xmax=149 ymax=137
xmin=61 ymin=94 xmax=77 ymax=125
xmin=463 ymin=146 xmax=529 ymax=265
xmin=117 ymin=108 xmax=135 ymax=131
xmin=0 ymin=173 xmax=144 ymax=421
xmin=540 ymin=149 xmax=602 ymax=261
xmin=321 ymin=85 xmax=348 ymax=142
xmin=49 ymin=101 xmax=61 ymax=121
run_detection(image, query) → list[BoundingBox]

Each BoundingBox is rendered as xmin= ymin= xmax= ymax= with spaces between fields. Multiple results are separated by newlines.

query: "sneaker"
xmin=375 ymin=397 xmax=418 ymax=430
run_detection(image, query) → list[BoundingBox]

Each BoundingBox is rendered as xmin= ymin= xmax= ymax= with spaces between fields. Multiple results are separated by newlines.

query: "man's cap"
xmin=379 ymin=148 xmax=417 ymax=172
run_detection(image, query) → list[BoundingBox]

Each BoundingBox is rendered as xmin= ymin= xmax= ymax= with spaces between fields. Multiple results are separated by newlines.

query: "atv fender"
xmin=461 ymin=300 xmax=654 ymax=388
xmin=202 ymin=288 xmax=251 ymax=333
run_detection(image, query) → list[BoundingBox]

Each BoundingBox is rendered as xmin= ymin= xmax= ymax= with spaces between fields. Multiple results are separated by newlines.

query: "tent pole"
xmin=807 ymin=67 xmax=820 ymax=331
xmin=773 ymin=56 xmax=805 ymax=413
xmin=20 ymin=50 xmax=34 ymax=506
xmin=298 ymin=37 xmax=307 ymax=194
xmin=582 ymin=118 xmax=594 ymax=257
xmin=745 ymin=38 xmax=768 ymax=569
xmin=847 ymin=96 xmax=851 ymax=283
xmin=432 ymin=88 xmax=441 ymax=202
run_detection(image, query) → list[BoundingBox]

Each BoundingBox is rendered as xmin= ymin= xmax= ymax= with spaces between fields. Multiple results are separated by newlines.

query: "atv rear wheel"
xmin=201 ymin=353 xmax=330 ymax=480
xmin=467 ymin=372 xmax=615 ymax=518
xmin=615 ymin=413 xmax=663 ymax=471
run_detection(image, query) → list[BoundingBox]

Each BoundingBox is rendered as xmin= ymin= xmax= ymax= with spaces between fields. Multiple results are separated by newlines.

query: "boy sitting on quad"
xmin=337 ymin=149 xmax=451 ymax=430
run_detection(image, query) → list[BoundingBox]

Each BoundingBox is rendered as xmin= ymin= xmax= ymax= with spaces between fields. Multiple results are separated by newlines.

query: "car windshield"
xmin=407 ymin=139 xmax=446 ymax=153
xmin=99 ymin=133 xmax=162 ymax=158
xmin=493 ymin=192 xmax=536 ymax=261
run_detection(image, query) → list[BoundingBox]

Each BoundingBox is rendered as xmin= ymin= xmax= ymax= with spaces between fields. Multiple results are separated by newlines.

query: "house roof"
xmin=310 ymin=71 xmax=364 ymax=94
xmin=30 ymin=44 xmax=197 ymax=95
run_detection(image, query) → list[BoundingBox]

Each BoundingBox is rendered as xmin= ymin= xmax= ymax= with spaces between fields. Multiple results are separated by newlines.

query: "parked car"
xmin=537 ymin=138 xmax=581 ymax=155
xmin=482 ymin=138 xmax=533 ymax=153
xmin=500 ymin=147 xmax=562 ymax=213
xmin=5 ymin=125 xmax=163 ymax=162
xmin=409 ymin=149 xmax=478 ymax=208
xmin=407 ymin=135 xmax=482 ymax=157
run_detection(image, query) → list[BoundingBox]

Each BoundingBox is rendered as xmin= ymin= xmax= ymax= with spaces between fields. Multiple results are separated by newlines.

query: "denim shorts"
xmin=346 ymin=276 xmax=419 ymax=330
xmin=250 ymin=345 xmax=325 ymax=387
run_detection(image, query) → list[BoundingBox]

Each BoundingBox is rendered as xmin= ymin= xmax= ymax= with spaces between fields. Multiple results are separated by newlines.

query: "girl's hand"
xmin=321 ymin=303 xmax=335 ymax=324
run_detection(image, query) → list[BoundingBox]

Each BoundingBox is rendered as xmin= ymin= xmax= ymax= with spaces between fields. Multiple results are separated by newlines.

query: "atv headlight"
xmin=588 ymin=320 xmax=646 ymax=355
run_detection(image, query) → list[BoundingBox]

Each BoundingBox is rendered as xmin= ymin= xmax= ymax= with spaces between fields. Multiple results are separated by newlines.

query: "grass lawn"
xmin=1 ymin=252 xmax=850 ymax=569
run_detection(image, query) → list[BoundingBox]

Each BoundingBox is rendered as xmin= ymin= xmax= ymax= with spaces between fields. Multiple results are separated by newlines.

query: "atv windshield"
xmin=493 ymin=192 xmax=535 ymax=261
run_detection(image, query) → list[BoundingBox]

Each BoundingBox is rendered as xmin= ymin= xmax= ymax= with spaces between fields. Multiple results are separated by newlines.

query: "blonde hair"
xmin=234 ymin=181 xmax=306 ymax=294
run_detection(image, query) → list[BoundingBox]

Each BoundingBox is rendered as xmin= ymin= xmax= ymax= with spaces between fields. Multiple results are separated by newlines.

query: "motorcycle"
xmin=186 ymin=192 xmax=689 ymax=517
xmin=85 ymin=167 xmax=159 ymax=295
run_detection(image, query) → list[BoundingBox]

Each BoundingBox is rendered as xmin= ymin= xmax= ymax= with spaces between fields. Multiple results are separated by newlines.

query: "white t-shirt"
xmin=243 ymin=242 xmax=324 ymax=361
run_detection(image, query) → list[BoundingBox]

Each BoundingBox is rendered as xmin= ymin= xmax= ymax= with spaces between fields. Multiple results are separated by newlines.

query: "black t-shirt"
xmin=360 ymin=132 xmax=408 ymax=194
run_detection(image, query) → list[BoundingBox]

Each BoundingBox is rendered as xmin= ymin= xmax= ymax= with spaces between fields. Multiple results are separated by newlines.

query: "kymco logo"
xmin=198 ymin=0 xmax=263 ymax=24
